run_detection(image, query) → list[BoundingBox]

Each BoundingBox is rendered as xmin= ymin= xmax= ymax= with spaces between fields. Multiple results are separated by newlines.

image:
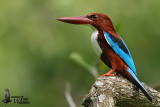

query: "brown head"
xmin=57 ymin=13 xmax=115 ymax=32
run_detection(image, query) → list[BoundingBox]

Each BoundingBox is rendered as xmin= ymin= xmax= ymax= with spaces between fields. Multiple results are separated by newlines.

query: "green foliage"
xmin=70 ymin=52 xmax=99 ymax=79
xmin=0 ymin=0 xmax=159 ymax=107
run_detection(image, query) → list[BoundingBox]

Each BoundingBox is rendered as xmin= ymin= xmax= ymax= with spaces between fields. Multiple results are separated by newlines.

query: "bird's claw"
xmin=102 ymin=73 xmax=115 ymax=76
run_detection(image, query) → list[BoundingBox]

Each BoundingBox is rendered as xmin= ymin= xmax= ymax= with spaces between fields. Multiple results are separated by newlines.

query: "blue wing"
xmin=104 ymin=32 xmax=137 ymax=76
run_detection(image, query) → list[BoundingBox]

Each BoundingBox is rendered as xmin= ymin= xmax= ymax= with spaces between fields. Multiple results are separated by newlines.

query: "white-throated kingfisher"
xmin=57 ymin=13 xmax=152 ymax=102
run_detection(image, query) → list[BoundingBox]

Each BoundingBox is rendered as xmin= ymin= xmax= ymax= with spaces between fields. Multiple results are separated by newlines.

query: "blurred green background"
xmin=0 ymin=0 xmax=160 ymax=107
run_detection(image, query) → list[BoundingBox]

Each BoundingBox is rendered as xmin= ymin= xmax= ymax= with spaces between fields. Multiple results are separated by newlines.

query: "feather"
xmin=127 ymin=68 xmax=152 ymax=101
xmin=104 ymin=32 xmax=137 ymax=76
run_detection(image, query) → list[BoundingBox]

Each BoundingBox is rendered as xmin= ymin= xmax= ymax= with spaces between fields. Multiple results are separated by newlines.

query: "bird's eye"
xmin=90 ymin=15 xmax=98 ymax=20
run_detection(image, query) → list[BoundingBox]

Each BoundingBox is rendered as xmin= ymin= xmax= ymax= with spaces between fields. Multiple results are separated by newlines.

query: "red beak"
xmin=56 ymin=16 xmax=91 ymax=24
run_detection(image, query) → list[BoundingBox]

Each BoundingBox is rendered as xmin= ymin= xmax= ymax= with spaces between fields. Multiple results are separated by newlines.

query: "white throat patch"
xmin=91 ymin=30 xmax=102 ymax=56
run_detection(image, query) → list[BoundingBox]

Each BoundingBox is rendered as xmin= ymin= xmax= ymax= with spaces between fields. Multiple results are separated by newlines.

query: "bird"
xmin=2 ymin=88 xmax=12 ymax=105
xmin=56 ymin=13 xmax=152 ymax=102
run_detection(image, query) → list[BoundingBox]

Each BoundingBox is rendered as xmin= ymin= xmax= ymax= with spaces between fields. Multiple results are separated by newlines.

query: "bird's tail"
xmin=127 ymin=68 xmax=152 ymax=102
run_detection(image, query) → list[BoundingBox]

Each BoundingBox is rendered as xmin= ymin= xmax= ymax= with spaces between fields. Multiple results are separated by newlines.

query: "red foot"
xmin=102 ymin=73 xmax=115 ymax=76
xmin=101 ymin=69 xmax=115 ymax=76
